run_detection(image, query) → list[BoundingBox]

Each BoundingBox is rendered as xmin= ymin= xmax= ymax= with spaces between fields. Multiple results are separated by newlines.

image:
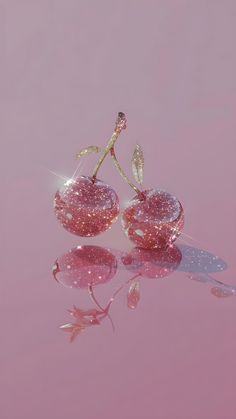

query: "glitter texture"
xmin=52 ymin=245 xmax=117 ymax=289
xmin=122 ymin=245 xmax=182 ymax=279
xmin=131 ymin=144 xmax=144 ymax=184
xmin=115 ymin=112 xmax=127 ymax=132
xmin=54 ymin=176 xmax=119 ymax=236
xmin=122 ymin=189 xmax=184 ymax=249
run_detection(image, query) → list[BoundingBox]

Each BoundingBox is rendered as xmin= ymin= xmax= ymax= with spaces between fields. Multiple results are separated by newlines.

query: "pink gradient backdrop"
xmin=1 ymin=1 xmax=236 ymax=418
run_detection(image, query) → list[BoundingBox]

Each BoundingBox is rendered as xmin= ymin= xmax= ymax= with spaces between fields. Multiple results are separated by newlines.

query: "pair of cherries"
xmin=54 ymin=113 xmax=184 ymax=249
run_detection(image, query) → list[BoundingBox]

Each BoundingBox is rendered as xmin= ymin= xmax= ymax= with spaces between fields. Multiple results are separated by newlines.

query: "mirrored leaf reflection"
xmin=188 ymin=272 xmax=236 ymax=298
xmin=127 ymin=280 xmax=140 ymax=310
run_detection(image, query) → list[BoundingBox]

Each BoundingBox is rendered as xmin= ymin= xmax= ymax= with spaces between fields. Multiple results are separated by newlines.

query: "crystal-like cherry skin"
xmin=54 ymin=176 xmax=119 ymax=236
xmin=122 ymin=246 xmax=182 ymax=279
xmin=122 ymin=189 xmax=184 ymax=249
xmin=52 ymin=245 xmax=117 ymax=289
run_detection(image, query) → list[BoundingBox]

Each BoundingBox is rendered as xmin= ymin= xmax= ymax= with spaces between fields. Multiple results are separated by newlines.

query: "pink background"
xmin=1 ymin=1 xmax=236 ymax=418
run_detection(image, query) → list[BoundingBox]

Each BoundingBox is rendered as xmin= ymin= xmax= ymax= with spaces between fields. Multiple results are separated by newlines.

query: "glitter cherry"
xmin=54 ymin=113 xmax=127 ymax=237
xmin=122 ymin=189 xmax=184 ymax=249
xmin=108 ymin=117 xmax=185 ymax=249
xmin=54 ymin=176 xmax=119 ymax=236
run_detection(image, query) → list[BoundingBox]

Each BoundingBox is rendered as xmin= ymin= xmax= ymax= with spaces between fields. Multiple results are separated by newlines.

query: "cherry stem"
xmin=88 ymin=273 xmax=141 ymax=315
xmin=88 ymin=284 xmax=115 ymax=332
xmin=104 ymin=273 xmax=141 ymax=311
xmin=92 ymin=111 xmax=126 ymax=180
xmin=92 ymin=131 xmax=119 ymax=181
xmin=92 ymin=112 xmax=141 ymax=194
xmin=110 ymin=147 xmax=141 ymax=194
xmin=88 ymin=284 xmax=105 ymax=312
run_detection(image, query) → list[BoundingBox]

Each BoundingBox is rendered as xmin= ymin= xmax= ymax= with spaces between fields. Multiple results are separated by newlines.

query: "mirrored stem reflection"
xmin=60 ymin=274 xmax=141 ymax=342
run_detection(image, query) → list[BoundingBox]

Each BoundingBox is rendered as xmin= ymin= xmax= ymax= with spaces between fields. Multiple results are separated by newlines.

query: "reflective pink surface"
xmin=2 ymin=2 xmax=236 ymax=418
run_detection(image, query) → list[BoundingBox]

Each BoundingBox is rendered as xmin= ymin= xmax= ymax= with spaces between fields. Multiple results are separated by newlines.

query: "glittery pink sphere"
xmin=52 ymin=245 xmax=117 ymax=289
xmin=122 ymin=189 xmax=184 ymax=249
xmin=54 ymin=176 xmax=119 ymax=236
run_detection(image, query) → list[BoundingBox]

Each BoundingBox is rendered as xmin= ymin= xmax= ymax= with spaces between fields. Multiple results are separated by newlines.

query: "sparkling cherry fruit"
xmin=122 ymin=189 xmax=184 ymax=249
xmin=54 ymin=112 xmax=127 ymax=237
xmin=54 ymin=176 xmax=119 ymax=236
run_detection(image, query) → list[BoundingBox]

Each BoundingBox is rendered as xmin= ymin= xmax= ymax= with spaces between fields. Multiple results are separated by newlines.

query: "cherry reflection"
xmin=53 ymin=244 xmax=234 ymax=342
xmin=53 ymin=245 xmax=117 ymax=289
xmin=122 ymin=246 xmax=182 ymax=311
xmin=122 ymin=245 xmax=182 ymax=279
xmin=53 ymin=245 xmax=121 ymax=341
xmin=53 ymin=245 xmax=182 ymax=341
